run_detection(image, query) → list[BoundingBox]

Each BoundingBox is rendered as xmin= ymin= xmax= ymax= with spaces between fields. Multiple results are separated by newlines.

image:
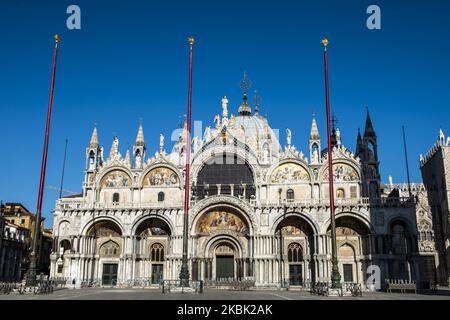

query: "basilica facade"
xmin=50 ymin=88 xmax=436 ymax=290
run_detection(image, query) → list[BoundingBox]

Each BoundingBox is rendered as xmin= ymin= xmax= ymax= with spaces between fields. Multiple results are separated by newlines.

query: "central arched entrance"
xmin=195 ymin=205 xmax=251 ymax=282
xmin=214 ymin=241 xmax=236 ymax=280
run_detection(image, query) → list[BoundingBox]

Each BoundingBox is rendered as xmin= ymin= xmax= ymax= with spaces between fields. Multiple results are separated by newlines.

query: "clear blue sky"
xmin=1 ymin=0 xmax=449 ymax=227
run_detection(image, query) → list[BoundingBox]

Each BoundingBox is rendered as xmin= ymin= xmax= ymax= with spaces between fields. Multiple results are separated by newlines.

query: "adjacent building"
xmin=0 ymin=207 xmax=27 ymax=281
xmin=0 ymin=202 xmax=53 ymax=278
xmin=420 ymin=130 xmax=450 ymax=286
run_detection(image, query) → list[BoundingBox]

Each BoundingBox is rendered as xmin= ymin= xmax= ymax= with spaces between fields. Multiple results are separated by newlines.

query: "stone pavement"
xmin=1 ymin=287 xmax=450 ymax=300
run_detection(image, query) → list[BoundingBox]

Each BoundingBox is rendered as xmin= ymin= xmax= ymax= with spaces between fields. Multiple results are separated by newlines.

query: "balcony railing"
xmin=57 ymin=195 xmax=414 ymax=211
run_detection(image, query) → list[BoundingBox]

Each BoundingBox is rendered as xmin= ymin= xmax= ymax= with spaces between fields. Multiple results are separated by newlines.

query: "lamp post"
xmin=26 ymin=34 xmax=60 ymax=287
xmin=322 ymin=38 xmax=341 ymax=289
xmin=179 ymin=36 xmax=195 ymax=287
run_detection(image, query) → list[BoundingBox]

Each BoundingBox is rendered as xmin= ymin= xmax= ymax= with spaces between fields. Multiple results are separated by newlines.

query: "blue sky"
xmin=0 ymin=0 xmax=449 ymax=227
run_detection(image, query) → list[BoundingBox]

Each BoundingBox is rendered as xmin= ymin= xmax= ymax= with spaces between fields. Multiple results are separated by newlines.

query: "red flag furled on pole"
xmin=322 ymin=37 xmax=341 ymax=289
xmin=26 ymin=34 xmax=60 ymax=286
xmin=180 ymin=36 xmax=195 ymax=285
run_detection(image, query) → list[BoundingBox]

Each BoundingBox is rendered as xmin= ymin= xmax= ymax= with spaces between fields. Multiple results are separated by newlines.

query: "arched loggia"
xmin=193 ymin=153 xmax=256 ymax=200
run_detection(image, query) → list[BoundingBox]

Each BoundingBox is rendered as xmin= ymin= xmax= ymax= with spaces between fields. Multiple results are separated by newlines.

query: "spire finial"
xmin=188 ymin=36 xmax=195 ymax=47
xmin=240 ymin=71 xmax=250 ymax=96
xmin=331 ymin=113 xmax=338 ymax=130
xmin=321 ymin=37 xmax=328 ymax=51
xmin=238 ymin=72 xmax=253 ymax=115
xmin=253 ymin=90 xmax=260 ymax=115
xmin=310 ymin=113 xmax=320 ymax=141
xmin=89 ymin=124 xmax=99 ymax=148
xmin=135 ymin=120 xmax=145 ymax=147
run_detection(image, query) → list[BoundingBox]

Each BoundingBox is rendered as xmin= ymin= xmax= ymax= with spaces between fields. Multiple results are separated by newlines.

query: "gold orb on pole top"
xmin=54 ymin=34 xmax=60 ymax=44
xmin=188 ymin=36 xmax=195 ymax=47
xmin=321 ymin=38 xmax=329 ymax=48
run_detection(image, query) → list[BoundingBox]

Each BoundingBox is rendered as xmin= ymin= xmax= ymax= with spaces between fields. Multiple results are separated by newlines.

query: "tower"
xmin=133 ymin=121 xmax=146 ymax=169
xmin=309 ymin=113 xmax=321 ymax=164
xmin=86 ymin=126 xmax=102 ymax=171
xmin=84 ymin=125 xmax=103 ymax=199
xmin=357 ymin=109 xmax=381 ymax=198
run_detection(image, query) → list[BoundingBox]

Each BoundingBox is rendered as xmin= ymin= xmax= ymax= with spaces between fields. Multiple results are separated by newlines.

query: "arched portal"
xmin=87 ymin=220 xmax=123 ymax=287
xmin=195 ymin=206 xmax=250 ymax=282
xmin=203 ymin=236 xmax=244 ymax=281
xmin=327 ymin=216 xmax=371 ymax=285
xmin=275 ymin=215 xmax=316 ymax=286
xmin=388 ymin=219 xmax=414 ymax=280
xmin=214 ymin=242 xmax=236 ymax=280
xmin=134 ymin=217 xmax=171 ymax=284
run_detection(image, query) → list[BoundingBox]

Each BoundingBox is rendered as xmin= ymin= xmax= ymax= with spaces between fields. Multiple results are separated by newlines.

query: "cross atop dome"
xmin=238 ymin=72 xmax=253 ymax=116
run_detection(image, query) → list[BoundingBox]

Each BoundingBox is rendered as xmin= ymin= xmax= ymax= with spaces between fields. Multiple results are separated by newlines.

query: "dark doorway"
xmin=343 ymin=264 xmax=354 ymax=282
xmin=152 ymin=264 xmax=163 ymax=284
xmin=216 ymin=256 xmax=234 ymax=280
xmin=289 ymin=265 xmax=303 ymax=285
xmin=102 ymin=264 xmax=118 ymax=286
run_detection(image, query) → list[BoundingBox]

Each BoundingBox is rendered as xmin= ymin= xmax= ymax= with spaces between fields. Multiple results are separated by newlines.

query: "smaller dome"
xmin=238 ymin=95 xmax=252 ymax=116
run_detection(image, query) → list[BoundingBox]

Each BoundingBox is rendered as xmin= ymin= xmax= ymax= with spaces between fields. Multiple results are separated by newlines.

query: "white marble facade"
xmin=50 ymin=93 xmax=435 ymax=289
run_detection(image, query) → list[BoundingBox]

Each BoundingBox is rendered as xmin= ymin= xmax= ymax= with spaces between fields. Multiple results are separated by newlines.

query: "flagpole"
xmin=402 ymin=126 xmax=412 ymax=198
xmin=180 ymin=36 xmax=194 ymax=287
xmin=322 ymin=38 xmax=341 ymax=289
xmin=26 ymin=34 xmax=60 ymax=286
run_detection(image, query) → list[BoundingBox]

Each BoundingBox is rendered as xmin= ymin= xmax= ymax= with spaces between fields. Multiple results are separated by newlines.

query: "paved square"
xmin=1 ymin=288 xmax=450 ymax=300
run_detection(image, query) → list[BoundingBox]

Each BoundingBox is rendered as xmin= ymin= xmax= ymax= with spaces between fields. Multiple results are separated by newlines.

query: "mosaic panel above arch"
xmin=322 ymin=163 xmax=359 ymax=182
xmin=276 ymin=216 xmax=313 ymax=236
xmin=270 ymin=163 xmax=310 ymax=183
xmin=136 ymin=218 xmax=171 ymax=237
xmin=100 ymin=170 xmax=132 ymax=188
xmin=88 ymin=221 xmax=122 ymax=237
xmin=143 ymin=167 xmax=179 ymax=187
xmin=197 ymin=210 xmax=249 ymax=236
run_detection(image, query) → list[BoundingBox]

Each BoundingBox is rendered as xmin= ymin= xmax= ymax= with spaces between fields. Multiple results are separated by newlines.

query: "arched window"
xmin=158 ymin=192 xmax=165 ymax=202
xmin=151 ymin=243 xmax=165 ymax=262
xmin=287 ymin=243 xmax=302 ymax=263
xmin=196 ymin=154 xmax=255 ymax=200
xmin=112 ymin=193 xmax=120 ymax=203
xmin=336 ymin=188 xmax=345 ymax=199
xmin=287 ymin=189 xmax=295 ymax=202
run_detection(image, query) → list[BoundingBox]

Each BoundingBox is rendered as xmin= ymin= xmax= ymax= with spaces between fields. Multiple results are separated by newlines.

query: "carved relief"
xmin=270 ymin=163 xmax=310 ymax=183
xmin=419 ymin=240 xmax=435 ymax=252
xmin=143 ymin=167 xmax=179 ymax=186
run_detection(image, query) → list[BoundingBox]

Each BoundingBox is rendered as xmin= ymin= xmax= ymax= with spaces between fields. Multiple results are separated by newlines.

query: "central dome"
xmin=229 ymin=113 xmax=282 ymax=156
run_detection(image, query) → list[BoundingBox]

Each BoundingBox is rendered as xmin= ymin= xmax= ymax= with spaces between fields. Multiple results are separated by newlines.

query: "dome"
xmin=228 ymin=113 xmax=282 ymax=154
